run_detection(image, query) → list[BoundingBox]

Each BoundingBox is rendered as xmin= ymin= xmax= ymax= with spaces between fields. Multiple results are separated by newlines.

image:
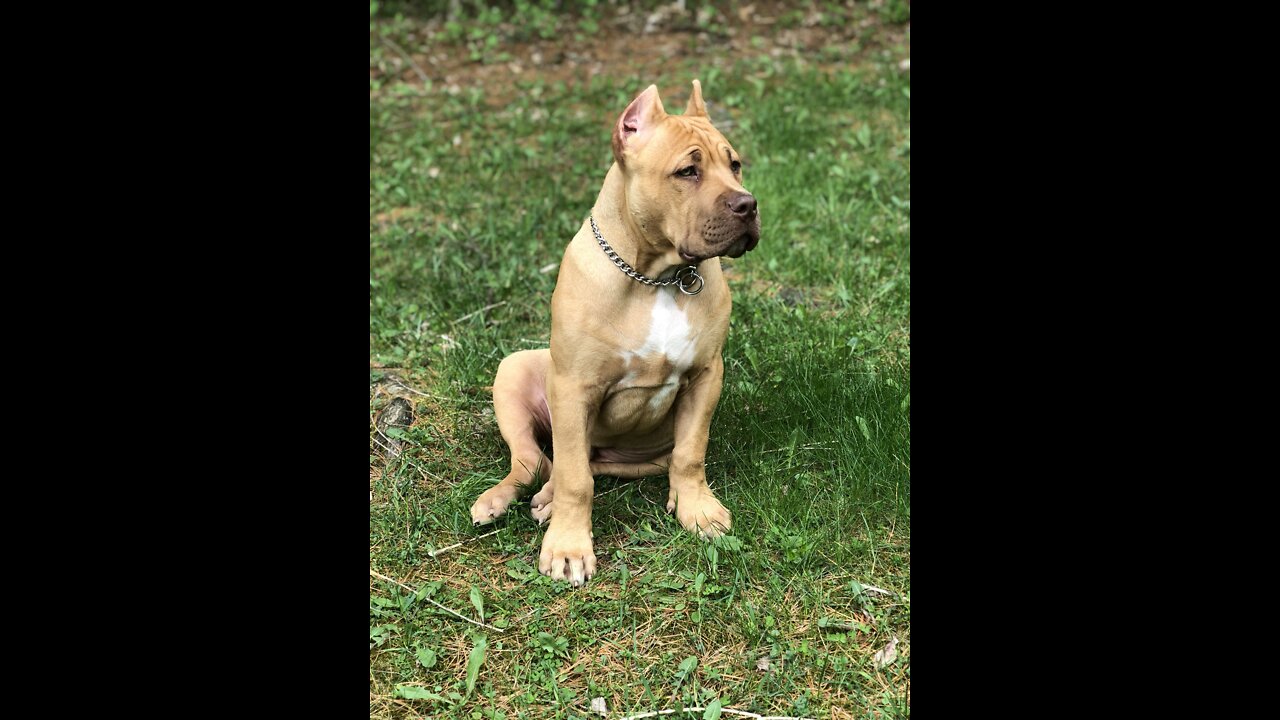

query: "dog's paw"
xmin=470 ymin=484 xmax=519 ymax=525
xmin=530 ymin=501 xmax=554 ymax=524
xmin=667 ymin=489 xmax=732 ymax=539
xmin=538 ymin=523 xmax=596 ymax=587
xmin=530 ymin=481 xmax=555 ymax=524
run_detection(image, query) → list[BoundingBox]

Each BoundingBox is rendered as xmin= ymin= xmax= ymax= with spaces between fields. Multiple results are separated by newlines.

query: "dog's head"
xmin=611 ymin=80 xmax=760 ymax=261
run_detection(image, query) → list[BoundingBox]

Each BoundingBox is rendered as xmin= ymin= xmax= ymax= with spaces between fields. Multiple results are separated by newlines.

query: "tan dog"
xmin=469 ymin=81 xmax=760 ymax=586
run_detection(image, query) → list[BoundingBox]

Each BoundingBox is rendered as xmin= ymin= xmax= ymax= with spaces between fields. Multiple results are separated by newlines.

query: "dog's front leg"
xmin=667 ymin=353 xmax=733 ymax=538
xmin=538 ymin=370 xmax=600 ymax=586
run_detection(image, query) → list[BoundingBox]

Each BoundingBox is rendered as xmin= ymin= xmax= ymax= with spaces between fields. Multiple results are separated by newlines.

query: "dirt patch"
xmin=372 ymin=1 xmax=910 ymax=107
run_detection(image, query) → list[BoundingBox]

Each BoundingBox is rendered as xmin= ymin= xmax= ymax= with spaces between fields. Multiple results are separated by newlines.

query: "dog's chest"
xmin=605 ymin=290 xmax=699 ymax=414
xmin=621 ymin=290 xmax=698 ymax=372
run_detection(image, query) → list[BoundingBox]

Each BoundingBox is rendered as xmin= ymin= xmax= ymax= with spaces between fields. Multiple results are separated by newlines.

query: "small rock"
xmin=590 ymin=696 xmax=609 ymax=715
xmin=375 ymin=397 xmax=414 ymax=458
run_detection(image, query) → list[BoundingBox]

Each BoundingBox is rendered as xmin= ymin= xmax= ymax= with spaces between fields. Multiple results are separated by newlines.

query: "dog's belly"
xmin=591 ymin=362 xmax=686 ymax=444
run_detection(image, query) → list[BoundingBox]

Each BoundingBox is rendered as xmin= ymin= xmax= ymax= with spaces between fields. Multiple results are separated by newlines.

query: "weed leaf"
xmin=465 ymin=634 xmax=488 ymax=697
xmin=394 ymin=685 xmax=445 ymax=701
xmin=415 ymin=581 xmax=442 ymax=601
xmin=677 ymin=655 xmax=697 ymax=680
xmin=415 ymin=645 xmax=437 ymax=668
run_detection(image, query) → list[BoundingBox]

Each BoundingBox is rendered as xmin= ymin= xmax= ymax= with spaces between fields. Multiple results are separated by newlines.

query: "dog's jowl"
xmin=469 ymin=80 xmax=761 ymax=586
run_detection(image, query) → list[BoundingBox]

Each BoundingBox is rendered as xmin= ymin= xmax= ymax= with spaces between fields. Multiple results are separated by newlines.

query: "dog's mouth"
xmin=681 ymin=231 xmax=760 ymax=262
xmin=724 ymin=232 xmax=759 ymax=259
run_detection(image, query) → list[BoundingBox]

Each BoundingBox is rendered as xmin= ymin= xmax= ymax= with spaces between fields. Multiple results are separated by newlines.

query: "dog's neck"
xmin=591 ymin=164 xmax=688 ymax=284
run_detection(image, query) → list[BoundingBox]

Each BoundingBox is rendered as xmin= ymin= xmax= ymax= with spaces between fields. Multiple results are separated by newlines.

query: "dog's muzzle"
xmin=685 ymin=193 xmax=762 ymax=260
xmin=723 ymin=191 xmax=760 ymax=258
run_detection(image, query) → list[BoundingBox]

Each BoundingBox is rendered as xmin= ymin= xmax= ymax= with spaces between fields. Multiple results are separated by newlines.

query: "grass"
xmin=371 ymin=3 xmax=910 ymax=718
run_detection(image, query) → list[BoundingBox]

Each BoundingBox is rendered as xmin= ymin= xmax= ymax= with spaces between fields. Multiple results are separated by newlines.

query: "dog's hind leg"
xmin=530 ymin=454 xmax=672 ymax=524
xmin=471 ymin=350 xmax=554 ymax=525
xmin=590 ymin=454 xmax=672 ymax=478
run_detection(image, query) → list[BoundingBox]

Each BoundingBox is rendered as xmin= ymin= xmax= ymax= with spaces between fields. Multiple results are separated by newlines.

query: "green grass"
xmin=371 ymin=5 xmax=910 ymax=718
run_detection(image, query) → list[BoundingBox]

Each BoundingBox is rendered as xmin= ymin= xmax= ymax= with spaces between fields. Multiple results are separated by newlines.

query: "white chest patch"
xmin=624 ymin=290 xmax=697 ymax=371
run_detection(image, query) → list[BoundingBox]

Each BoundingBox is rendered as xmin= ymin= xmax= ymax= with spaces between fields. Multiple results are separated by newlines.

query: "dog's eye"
xmin=730 ymin=160 xmax=741 ymax=174
xmin=675 ymin=166 xmax=698 ymax=178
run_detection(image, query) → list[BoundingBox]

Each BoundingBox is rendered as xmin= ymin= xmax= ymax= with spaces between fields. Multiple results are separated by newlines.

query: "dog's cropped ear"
xmin=685 ymin=79 xmax=708 ymax=118
xmin=612 ymin=84 xmax=667 ymax=165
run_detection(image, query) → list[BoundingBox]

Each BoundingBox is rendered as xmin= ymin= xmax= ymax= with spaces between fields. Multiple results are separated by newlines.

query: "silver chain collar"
xmin=589 ymin=215 xmax=704 ymax=296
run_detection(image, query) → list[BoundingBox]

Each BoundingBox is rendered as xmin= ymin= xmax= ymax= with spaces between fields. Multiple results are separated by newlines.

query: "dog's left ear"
xmin=612 ymin=84 xmax=667 ymax=165
xmin=685 ymin=79 xmax=708 ymax=118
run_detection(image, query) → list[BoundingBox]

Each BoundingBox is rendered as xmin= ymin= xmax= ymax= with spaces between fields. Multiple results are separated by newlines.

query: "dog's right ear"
xmin=685 ymin=79 xmax=708 ymax=118
xmin=612 ymin=84 xmax=666 ymax=166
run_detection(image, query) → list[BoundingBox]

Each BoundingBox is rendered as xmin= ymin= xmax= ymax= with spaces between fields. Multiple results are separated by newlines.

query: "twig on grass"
xmin=379 ymin=36 xmax=430 ymax=86
xmin=428 ymin=528 xmax=501 ymax=558
xmin=617 ymin=708 xmax=815 ymax=720
xmin=759 ymin=444 xmax=834 ymax=454
xmin=369 ymin=569 xmax=506 ymax=633
xmin=452 ymin=301 xmax=507 ymax=324
xmin=371 ymin=433 xmax=447 ymax=484
xmin=377 ymin=374 xmax=454 ymax=403
xmin=397 ymin=385 xmax=454 ymax=402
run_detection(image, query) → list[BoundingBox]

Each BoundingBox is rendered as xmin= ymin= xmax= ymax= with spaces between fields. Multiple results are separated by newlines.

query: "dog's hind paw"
xmin=470 ymin=484 xmax=519 ymax=525
xmin=530 ymin=500 xmax=553 ymax=524
xmin=530 ymin=480 xmax=555 ymax=524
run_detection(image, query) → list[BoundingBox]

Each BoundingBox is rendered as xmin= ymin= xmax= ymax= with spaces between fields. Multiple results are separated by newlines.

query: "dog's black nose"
xmin=727 ymin=192 xmax=757 ymax=218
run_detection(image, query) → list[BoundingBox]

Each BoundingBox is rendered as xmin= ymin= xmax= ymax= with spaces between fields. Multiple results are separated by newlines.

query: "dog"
xmin=469 ymin=80 xmax=760 ymax=586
